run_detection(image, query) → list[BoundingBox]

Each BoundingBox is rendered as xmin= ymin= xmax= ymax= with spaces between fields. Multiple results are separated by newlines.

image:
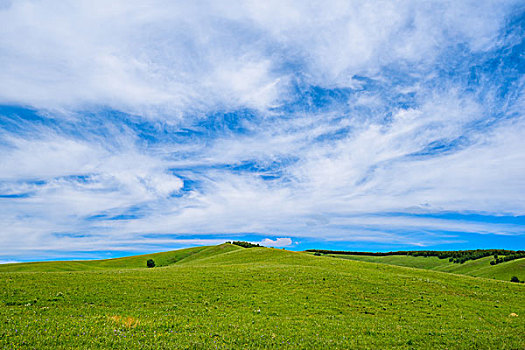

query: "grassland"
xmin=1 ymin=244 xmax=524 ymax=349
xmin=323 ymin=254 xmax=525 ymax=282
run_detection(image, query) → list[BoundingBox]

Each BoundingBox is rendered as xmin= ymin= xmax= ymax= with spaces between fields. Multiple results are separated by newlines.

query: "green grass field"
xmin=323 ymin=254 xmax=525 ymax=282
xmin=1 ymin=244 xmax=524 ymax=349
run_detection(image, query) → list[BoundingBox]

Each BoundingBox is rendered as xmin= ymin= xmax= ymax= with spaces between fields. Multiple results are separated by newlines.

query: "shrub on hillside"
xmin=147 ymin=259 xmax=156 ymax=268
xmin=510 ymin=276 xmax=519 ymax=283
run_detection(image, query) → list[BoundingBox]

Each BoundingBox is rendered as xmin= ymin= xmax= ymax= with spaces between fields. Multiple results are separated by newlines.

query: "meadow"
xmin=1 ymin=244 xmax=524 ymax=349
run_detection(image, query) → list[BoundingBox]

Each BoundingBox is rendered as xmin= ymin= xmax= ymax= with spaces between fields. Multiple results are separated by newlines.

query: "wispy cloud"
xmin=0 ymin=1 xmax=524 ymax=259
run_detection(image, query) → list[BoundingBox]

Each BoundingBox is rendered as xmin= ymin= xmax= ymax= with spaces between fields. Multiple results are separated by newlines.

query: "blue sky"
xmin=0 ymin=1 xmax=524 ymax=262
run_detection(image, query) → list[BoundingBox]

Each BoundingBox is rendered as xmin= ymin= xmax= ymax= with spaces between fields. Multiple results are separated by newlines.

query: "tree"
xmin=147 ymin=259 xmax=156 ymax=268
xmin=231 ymin=241 xmax=261 ymax=248
xmin=510 ymin=276 xmax=519 ymax=283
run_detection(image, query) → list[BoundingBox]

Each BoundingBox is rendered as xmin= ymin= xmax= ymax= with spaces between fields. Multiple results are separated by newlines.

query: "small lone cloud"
xmin=0 ymin=260 xmax=18 ymax=264
xmin=258 ymin=237 xmax=292 ymax=247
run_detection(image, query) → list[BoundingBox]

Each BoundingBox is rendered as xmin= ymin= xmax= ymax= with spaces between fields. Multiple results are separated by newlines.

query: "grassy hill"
xmin=322 ymin=253 xmax=525 ymax=282
xmin=1 ymin=244 xmax=524 ymax=349
xmin=0 ymin=244 xmax=242 ymax=272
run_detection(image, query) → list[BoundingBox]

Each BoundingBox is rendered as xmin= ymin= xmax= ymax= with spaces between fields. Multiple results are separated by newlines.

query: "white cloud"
xmin=258 ymin=238 xmax=293 ymax=247
xmin=0 ymin=260 xmax=19 ymax=264
xmin=0 ymin=0 xmax=289 ymax=117
xmin=0 ymin=0 xmax=515 ymax=116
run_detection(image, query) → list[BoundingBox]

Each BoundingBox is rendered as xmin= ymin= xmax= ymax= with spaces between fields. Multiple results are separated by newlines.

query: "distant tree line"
xmin=490 ymin=252 xmax=525 ymax=265
xmin=231 ymin=241 xmax=261 ymax=248
xmin=306 ymin=249 xmax=525 ymax=264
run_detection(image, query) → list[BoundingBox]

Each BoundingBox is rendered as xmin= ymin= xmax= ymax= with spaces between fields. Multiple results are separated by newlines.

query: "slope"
xmin=324 ymin=253 xmax=524 ymax=281
xmin=0 ymin=243 xmax=240 ymax=272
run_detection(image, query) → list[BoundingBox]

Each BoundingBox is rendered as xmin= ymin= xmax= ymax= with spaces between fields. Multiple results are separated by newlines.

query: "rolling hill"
xmin=320 ymin=253 xmax=525 ymax=282
xmin=1 ymin=244 xmax=524 ymax=349
xmin=0 ymin=243 xmax=242 ymax=272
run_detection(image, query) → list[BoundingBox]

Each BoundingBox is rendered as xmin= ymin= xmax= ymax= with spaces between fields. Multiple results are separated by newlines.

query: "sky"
xmin=0 ymin=0 xmax=524 ymax=262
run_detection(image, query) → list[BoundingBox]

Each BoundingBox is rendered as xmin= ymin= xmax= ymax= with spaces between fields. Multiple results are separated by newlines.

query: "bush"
xmin=147 ymin=259 xmax=156 ymax=268
xmin=510 ymin=276 xmax=519 ymax=283
xmin=314 ymin=252 xmax=322 ymax=256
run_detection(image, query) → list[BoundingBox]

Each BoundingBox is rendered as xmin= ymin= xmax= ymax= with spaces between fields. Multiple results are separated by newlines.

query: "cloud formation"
xmin=258 ymin=238 xmax=293 ymax=248
xmin=0 ymin=0 xmax=524 ymax=259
